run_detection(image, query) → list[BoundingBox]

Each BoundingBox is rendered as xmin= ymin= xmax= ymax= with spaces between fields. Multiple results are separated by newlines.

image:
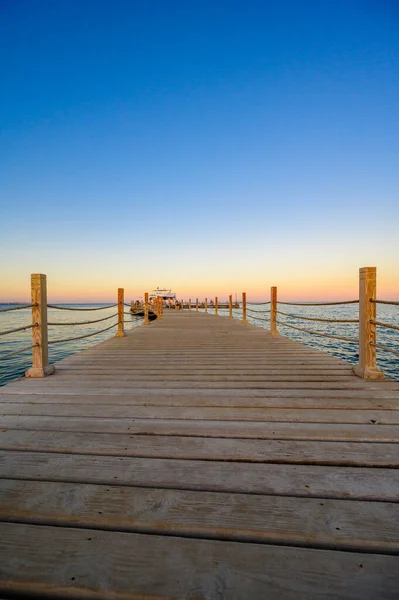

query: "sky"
xmin=0 ymin=0 xmax=398 ymax=302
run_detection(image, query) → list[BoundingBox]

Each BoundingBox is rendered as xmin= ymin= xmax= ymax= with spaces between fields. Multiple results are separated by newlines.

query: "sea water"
xmin=0 ymin=302 xmax=398 ymax=386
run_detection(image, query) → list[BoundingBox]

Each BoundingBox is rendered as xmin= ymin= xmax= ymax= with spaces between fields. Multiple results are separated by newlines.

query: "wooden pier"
xmin=1 ymin=309 xmax=399 ymax=598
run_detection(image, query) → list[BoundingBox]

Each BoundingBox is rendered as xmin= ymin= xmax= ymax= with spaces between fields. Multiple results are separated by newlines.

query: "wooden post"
xmin=115 ymin=288 xmax=125 ymax=337
xmin=270 ymin=286 xmax=278 ymax=335
xmin=215 ymin=297 xmax=218 ymax=316
xmin=205 ymin=298 xmax=208 ymax=313
xmin=25 ymin=274 xmax=55 ymax=378
xmin=189 ymin=298 xmax=191 ymax=311
xmin=229 ymin=294 xmax=233 ymax=318
xmin=144 ymin=293 xmax=149 ymax=325
xmin=242 ymin=292 xmax=247 ymax=323
xmin=353 ymin=267 xmax=384 ymax=379
xmin=196 ymin=298 xmax=199 ymax=312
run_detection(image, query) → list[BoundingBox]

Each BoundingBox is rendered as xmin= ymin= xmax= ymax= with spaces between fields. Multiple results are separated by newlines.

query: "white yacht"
xmin=149 ymin=288 xmax=177 ymax=306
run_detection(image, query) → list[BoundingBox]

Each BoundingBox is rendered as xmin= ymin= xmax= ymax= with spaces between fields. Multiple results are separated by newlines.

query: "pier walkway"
xmin=1 ymin=310 xmax=399 ymax=598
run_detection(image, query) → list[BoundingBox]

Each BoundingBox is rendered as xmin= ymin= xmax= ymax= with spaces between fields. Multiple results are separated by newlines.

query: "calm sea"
xmin=1 ymin=302 xmax=398 ymax=386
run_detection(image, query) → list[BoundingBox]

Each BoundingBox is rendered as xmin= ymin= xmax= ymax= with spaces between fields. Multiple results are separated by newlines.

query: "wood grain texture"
xmin=1 ymin=480 xmax=398 ymax=553
xmin=1 ymin=430 xmax=398 ymax=467
xmin=2 ymin=402 xmax=399 ymax=423
xmin=1 ymin=523 xmax=399 ymax=599
xmin=2 ymin=415 xmax=399 ymax=440
xmin=2 ymin=451 xmax=399 ymax=500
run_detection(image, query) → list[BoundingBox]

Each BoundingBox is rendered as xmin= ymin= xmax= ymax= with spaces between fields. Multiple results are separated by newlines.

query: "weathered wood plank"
xmin=2 ymin=403 xmax=399 ymax=423
xmin=1 ymin=480 xmax=398 ymax=553
xmin=2 ymin=415 xmax=399 ymax=441
xmin=1 ymin=451 xmax=399 ymax=500
xmin=1 ymin=430 xmax=399 ymax=466
xmin=1 ymin=523 xmax=398 ymax=599
xmin=5 ymin=380 xmax=393 ymax=390
xmin=3 ymin=386 xmax=399 ymax=399
xmin=1 ymin=393 xmax=399 ymax=410
xmin=54 ymin=365 xmax=353 ymax=372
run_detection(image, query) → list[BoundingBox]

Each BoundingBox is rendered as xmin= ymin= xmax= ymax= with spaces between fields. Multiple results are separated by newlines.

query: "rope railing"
xmin=371 ymin=342 xmax=399 ymax=356
xmin=0 ymin=343 xmax=39 ymax=361
xmin=48 ymin=322 xmax=118 ymax=345
xmin=277 ymin=300 xmax=359 ymax=306
xmin=47 ymin=303 xmax=117 ymax=311
xmin=248 ymin=315 xmax=270 ymax=322
xmin=0 ymin=303 xmax=36 ymax=313
xmin=0 ymin=323 xmax=38 ymax=337
xmin=0 ymin=276 xmax=131 ymax=378
xmin=276 ymin=309 xmax=358 ymax=324
xmin=371 ymin=300 xmax=399 ymax=306
xmin=247 ymin=301 xmax=271 ymax=305
xmin=48 ymin=313 xmax=118 ymax=327
xmin=276 ymin=319 xmax=359 ymax=344
xmin=368 ymin=299 xmax=399 ymax=360
xmin=371 ymin=320 xmax=399 ymax=333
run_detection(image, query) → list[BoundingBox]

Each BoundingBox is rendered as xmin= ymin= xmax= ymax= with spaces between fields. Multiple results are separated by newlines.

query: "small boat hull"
xmin=130 ymin=310 xmax=157 ymax=321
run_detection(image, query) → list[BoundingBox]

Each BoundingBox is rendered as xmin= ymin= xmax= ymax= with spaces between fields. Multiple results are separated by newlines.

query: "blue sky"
xmin=1 ymin=0 xmax=398 ymax=301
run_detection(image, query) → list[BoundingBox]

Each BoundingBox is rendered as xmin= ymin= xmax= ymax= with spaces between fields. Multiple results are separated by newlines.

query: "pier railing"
xmin=0 ymin=275 xmax=131 ymax=378
xmin=1 ymin=267 xmax=397 ymax=380
xmin=192 ymin=267 xmax=398 ymax=380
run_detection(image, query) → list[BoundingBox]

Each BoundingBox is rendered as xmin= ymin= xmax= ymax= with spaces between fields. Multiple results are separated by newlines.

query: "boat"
xmin=130 ymin=309 xmax=157 ymax=321
xmin=130 ymin=287 xmax=178 ymax=319
xmin=149 ymin=288 xmax=177 ymax=307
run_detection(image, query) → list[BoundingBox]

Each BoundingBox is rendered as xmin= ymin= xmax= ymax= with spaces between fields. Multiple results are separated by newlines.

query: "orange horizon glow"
xmin=2 ymin=270 xmax=398 ymax=304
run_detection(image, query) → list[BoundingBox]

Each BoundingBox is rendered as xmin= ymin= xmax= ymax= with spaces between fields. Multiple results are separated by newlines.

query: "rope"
xmin=48 ymin=313 xmax=118 ymax=327
xmin=278 ymin=300 xmax=359 ymax=306
xmin=48 ymin=322 xmax=117 ymax=345
xmin=371 ymin=320 xmax=399 ymax=333
xmin=0 ymin=303 xmax=36 ymax=313
xmin=276 ymin=320 xmax=358 ymax=344
xmin=371 ymin=299 xmax=399 ymax=306
xmin=247 ymin=307 xmax=272 ymax=314
xmin=247 ymin=301 xmax=271 ymax=305
xmin=371 ymin=343 xmax=399 ymax=356
xmin=0 ymin=343 xmax=39 ymax=360
xmin=124 ymin=311 xmax=134 ymax=315
xmin=0 ymin=323 xmax=38 ymax=337
xmin=276 ymin=310 xmax=358 ymax=323
xmin=248 ymin=315 xmax=270 ymax=322
xmin=47 ymin=303 xmax=117 ymax=311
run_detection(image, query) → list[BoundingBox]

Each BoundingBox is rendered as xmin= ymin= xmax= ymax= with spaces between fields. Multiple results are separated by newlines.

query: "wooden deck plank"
xmin=2 ymin=402 xmax=399 ymax=423
xmin=1 ymin=523 xmax=398 ymax=600
xmin=6 ymin=377 xmax=393 ymax=388
xmin=2 ymin=430 xmax=399 ymax=466
xmin=1 ymin=479 xmax=398 ymax=553
xmin=3 ymin=387 xmax=399 ymax=399
xmin=1 ymin=451 xmax=399 ymax=501
xmin=2 ymin=415 xmax=399 ymax=440
xmin=2 ymin=391 xmax=399 ymax=407
xmin=1 ymin=430 xmax=398 ymax=467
